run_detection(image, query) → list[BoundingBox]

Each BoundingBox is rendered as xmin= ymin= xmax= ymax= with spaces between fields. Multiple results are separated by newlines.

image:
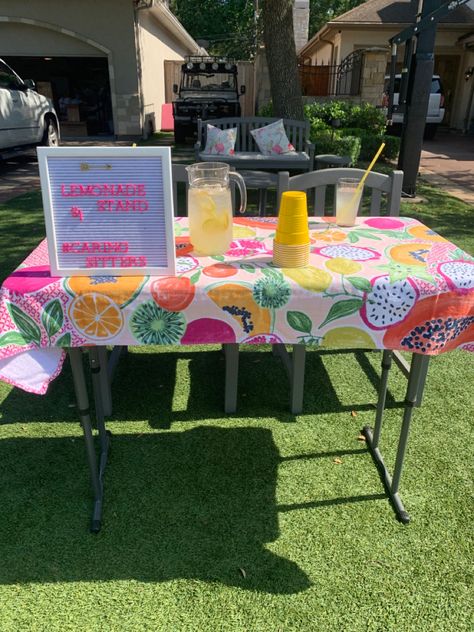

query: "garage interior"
xmin=4 ymin=56 xmax=114 ymax=137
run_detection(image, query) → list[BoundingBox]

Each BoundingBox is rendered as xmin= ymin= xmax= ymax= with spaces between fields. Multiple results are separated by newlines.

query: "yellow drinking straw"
xmin=340 ymin=141 xmax=386 ymax=214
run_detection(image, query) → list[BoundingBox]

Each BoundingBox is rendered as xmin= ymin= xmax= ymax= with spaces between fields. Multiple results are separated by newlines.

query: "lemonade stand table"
xmin=1 ymin=216 xmax=473 ymax=530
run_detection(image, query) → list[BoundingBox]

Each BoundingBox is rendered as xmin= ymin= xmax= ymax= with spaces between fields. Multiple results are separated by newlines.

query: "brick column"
xmin=360 ymin=49 xmax=389 ymax=106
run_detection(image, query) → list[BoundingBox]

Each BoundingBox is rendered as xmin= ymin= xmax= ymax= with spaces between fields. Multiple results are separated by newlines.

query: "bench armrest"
xmin=305 ymin=140 xmax=315 ymax=170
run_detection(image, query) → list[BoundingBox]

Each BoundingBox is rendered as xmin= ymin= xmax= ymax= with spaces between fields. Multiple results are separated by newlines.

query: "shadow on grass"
xmin=0 ymin=347 xmax=403 ymax=428
xmin=0 ymin=426 xmax=315 ymax=593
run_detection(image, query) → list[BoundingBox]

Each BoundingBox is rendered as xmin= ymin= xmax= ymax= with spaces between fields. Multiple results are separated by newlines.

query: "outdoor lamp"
xmin=464 ymin=67 xmax=474 ymax=81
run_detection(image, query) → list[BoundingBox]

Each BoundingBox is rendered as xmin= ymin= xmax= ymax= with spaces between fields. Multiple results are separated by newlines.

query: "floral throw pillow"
xmin=203 ymin=124 xmax=237 ymax=155
xmin=250 ymin=119 xmax=296 ymax=155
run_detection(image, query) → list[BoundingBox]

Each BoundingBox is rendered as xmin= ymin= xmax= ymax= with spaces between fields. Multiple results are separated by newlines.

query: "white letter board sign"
xmin=37 ymin=146 xmax=176 ymax=276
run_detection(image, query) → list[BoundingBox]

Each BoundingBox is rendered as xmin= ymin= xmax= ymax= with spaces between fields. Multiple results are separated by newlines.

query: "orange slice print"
xmin=68 ymin=293 xmax=123 ymax=340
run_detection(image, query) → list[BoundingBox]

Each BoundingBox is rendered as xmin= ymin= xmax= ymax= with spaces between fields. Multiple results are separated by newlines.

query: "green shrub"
xmin=304 ymin=101 xmax=352 ymax=127
xmin=339 ymin=129 xmax=400 ymax=162
xmin=258 ymin=101 xmax=273 ymax=116
xmin=382 ymin=134 xmax=401 ymax=160
xmin=309 ymin=118 xmax=331 ymax=136
xmin=311 ymin=131 xmax=361 ymax=165
xmin=346 ymin=103 xmax=386 ymax=135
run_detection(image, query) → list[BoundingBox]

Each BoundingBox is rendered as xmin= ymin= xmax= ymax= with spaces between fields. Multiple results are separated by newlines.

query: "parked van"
xmin=382 ymin=74 xmax=445 ymax=139
xmin=0 ymin=58 xmax=59 ymax=158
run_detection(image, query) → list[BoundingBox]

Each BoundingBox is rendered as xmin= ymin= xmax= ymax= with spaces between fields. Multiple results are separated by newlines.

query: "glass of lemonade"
xmin=186 ymin=162 xmax=247 ymax=256
xmin=336 ymin=177 xmax=363 ymax=227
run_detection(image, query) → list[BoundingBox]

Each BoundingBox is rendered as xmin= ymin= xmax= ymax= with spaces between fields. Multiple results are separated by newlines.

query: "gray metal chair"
xmin=277 ymin=167 xmax=403 ymax=216
xmin=99 ymin=163 xmax=238 ymax=416
xmin=274 ymin=167 xmax=417 ymax=413
xmin=223 ymin=167 xmax=422 ymax=415
xmin=171 ymin=163 xmax=189 ymax=216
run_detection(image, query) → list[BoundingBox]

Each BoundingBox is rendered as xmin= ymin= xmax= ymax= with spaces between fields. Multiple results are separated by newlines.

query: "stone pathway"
xmin=419 ymin=131 xmax=474 ymax=206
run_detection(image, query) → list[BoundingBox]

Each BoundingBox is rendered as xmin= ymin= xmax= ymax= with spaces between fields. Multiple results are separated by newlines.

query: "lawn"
xmin=0 ymin=183 xmax=473 ymax=631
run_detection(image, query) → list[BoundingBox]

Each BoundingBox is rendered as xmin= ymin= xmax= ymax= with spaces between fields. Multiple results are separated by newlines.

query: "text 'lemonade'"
xmin=336 ymin=178 xmax=363 ymax=227
xmin=188 ymin=185 xmax=232 ymax=255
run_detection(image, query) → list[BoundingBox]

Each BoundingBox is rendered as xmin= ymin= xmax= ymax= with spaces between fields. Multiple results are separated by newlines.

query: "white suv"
xmin=0 ymin=58 xmax=59 ymax=158
xmin=383 ymin=74 xmax=445 ymax=139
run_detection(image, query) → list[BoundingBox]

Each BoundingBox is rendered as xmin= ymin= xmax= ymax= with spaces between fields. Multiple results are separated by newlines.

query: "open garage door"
xmin=3 ymin=56 xmax=113 ymax=137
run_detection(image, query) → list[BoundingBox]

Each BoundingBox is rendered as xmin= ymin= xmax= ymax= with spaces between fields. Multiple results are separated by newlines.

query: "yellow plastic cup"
xmin=273 ymin=240 xmax=310 ymax=267
xmin=276 ymin=191 xmax=309 ymax=245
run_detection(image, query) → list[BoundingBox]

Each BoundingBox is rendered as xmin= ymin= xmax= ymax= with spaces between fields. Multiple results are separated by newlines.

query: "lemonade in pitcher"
xmin=186 ymin=162 xmax=247 ymax=256
xmin=188 ymin=185 xmax=233 ymax=255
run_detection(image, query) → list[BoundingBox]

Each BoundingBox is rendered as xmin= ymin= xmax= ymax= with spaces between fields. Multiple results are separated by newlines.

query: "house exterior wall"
xmin=0 ymin=0 xmax=141 ymax=135
xmin=301 ymin=25 xmax=473 ymax=129
xmin=138 ymin=11 xmax=189 ymax=133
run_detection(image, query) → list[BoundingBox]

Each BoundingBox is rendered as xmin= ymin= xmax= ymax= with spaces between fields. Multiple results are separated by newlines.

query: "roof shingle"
xmin=332 ymin=0 xmax=474 ymax=25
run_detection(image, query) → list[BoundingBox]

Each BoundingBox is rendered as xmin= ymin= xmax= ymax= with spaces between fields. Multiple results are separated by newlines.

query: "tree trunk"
xmin=262 ymin=0 xmax=304 ymax=119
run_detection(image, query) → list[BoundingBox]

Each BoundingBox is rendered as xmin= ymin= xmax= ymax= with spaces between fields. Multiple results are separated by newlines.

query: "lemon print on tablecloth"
xmin=232 ymin=225 xmax=256 ymax=239
xmin=282 ymin=266 xmax=332 ymax=292
xmin=322 ymin=327 xmax=376 ymax=349
xmin=65 ymin=275 xmax=146 ymax=308
xmin=325 ymin=258 xmax=362 ymax=275
xmin=68 ymin=292 xmax=123 ymax=341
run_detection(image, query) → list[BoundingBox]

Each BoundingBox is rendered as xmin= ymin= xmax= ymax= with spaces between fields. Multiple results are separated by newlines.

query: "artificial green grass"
xmin=0 ymin=186 xmax=473 ymax=631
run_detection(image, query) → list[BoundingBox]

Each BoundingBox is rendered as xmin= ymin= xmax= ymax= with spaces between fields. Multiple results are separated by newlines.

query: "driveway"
xmin=420 ymin=130 xmax=474 ymax=204
xmin=0 ymin=139 xmax=131 ymax=205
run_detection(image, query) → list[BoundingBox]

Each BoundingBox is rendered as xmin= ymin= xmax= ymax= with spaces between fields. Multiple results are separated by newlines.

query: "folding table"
xmin=1 ymin=216 xmax=472 ymax=531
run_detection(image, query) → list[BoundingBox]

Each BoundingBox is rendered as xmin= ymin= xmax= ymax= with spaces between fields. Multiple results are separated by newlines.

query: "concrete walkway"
xmin=419 ymin=130 xmax=474 ymax=205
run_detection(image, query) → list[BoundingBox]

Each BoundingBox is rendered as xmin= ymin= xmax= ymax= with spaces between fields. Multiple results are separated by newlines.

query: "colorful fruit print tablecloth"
xmin=0 ymin=216 xmax=473 ymax=394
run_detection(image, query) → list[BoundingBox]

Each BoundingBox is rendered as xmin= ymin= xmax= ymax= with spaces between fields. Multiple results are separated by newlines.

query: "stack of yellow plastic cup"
xmin=273 ymin=191 xmax=310 ymax=267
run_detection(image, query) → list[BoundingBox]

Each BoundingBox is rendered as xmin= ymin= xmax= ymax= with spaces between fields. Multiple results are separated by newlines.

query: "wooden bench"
xmin=195 ymin=117 xmax=315 ymax=171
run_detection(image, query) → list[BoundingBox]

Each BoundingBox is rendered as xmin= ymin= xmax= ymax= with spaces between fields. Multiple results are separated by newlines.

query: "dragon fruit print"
xmin=437 ymin=260 xmax=474 ymax=293
xmin=361 ymin=275 xmax=419 ymax=330
xmin=313 ymin=245 xmax=380 ymax=261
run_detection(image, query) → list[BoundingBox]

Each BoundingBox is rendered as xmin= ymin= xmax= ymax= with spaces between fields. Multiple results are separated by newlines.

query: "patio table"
xmin=1 ymin=215 xmax=473 ymax=531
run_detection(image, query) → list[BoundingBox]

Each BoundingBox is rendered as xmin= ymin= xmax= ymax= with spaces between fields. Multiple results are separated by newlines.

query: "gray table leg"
xmin=363 ymin=353 xmax=430 ymax=524
xmin=372 ymin=350 xmax=393 ymax=449
xmin=68 ymin=348 xmax=104 ymax=533
xmin=89 ymin=348 xmax=111 ymax=465
xmin=224 ymin=343 xmax=239 ymax=414
xmin=272 ymin=344 xmax=306 ymax=414
xmin=290 ymin=345 xmax=306 ymax=415
xmin=97 ymin=346 xmax=112 ymax=416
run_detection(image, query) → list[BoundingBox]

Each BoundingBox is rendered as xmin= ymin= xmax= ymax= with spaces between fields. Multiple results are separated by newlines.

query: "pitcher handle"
xmin=229 ymin=172 xmax=247 ymax=215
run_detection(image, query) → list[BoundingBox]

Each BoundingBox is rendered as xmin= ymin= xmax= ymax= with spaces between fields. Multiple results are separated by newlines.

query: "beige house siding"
xmin=0 ymin=0 xmax=200 ymax=137
xmin=0 ymin=0 xmax=140 ymax=135
xmin=138 ymin=11 xmax=190 ymax=133
xmin=300 ymin=24 xmax=473 ymax=129
xmin=0 ymin=21 xmax=104 ymax=57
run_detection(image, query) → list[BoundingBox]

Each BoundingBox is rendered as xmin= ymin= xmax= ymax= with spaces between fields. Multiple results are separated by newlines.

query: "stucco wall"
xmin=302 ymin=25 xmax=473 ymax=129
xmin=0 ymin=22 xmax=103 ymax=57
xmin=0 ymin=0 xmax=140 ymax=135
xmin=138 ymin=11 xmax=189 ymax=133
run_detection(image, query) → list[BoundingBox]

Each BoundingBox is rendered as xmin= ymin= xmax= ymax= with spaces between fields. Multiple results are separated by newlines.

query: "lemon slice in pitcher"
xmin=202 ymin=211 xmax=230 ymax=234
xmin=196 ymin=190 xmax=217 ymax=216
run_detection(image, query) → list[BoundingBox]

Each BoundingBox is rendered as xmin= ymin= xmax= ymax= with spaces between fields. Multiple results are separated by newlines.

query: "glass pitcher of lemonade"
xmin=186 ymin=162 xmax=247 ymax=256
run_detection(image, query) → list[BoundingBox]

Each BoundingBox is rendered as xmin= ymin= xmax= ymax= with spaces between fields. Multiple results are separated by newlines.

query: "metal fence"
xmin=299 ymin=50 xmax=364 ymax=97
